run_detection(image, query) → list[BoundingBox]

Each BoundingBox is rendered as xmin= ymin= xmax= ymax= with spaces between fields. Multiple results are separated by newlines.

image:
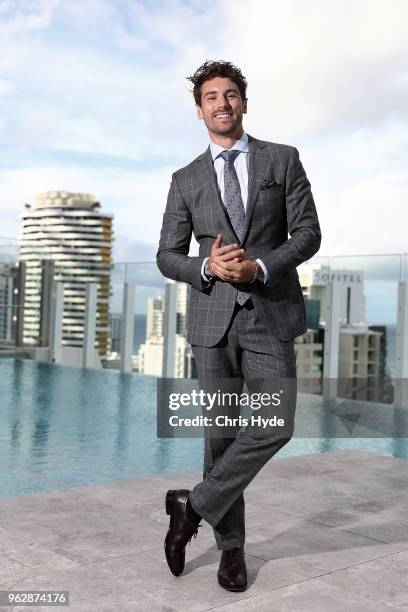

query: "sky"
xmin=0 ymin=0 xmax=407 ymax=266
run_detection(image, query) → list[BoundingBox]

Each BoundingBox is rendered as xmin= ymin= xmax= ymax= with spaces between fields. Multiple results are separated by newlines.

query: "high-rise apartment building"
xmin=19 ymin=191 xmax=113 ymax=358
xmin=138 ymin=284 xmax=193 ymax=377
xmin=138 ymin=296 xmax=165 ymax=376
xmin=299 ymin=263 xmax=366 ymax=325
xmin=294 ymin=329 xmax=324 ymax=394
xmin=338 ymin=325 xmax=383 ymax=401
xmin=298 ymin=261 xmax=386 ymax=400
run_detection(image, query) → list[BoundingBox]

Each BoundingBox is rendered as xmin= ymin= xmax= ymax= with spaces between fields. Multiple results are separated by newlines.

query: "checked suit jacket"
xmin=156 ymin=133 xmax=322 ymax=347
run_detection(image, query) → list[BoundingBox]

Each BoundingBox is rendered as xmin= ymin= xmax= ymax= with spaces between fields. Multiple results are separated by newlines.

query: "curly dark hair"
xmin=186 ymin=60 xmax=248 ymax=106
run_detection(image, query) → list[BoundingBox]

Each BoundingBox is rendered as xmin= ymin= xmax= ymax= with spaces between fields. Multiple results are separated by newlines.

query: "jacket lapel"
xmin=242 ymin=134 xmax=270 ymax=245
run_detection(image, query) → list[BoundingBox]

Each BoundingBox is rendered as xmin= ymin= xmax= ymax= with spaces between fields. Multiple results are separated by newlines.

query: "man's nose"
xmin=217 ymin=102 xmax=232 ymax=110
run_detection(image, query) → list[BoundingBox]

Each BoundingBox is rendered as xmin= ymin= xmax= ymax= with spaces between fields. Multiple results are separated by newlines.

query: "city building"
xmin=19 ymin=191 xmax=113 ymax=359
xmin=299 ymin=263 xmax=366 ymax=325
xmin=294 ymin=329 xmax=324 ymax=394
xmin=139 ymin=284 xmax=194 ymax=378
xmin=338 ymin=324 xmax=384 ymax=402
xmin=138 ymin=296 xmax=165 ymax=376
xmin=298 ymin=262 xmax=387 ymax=400
xmin=109 ymin=313 xmax=122 ymax=354
xmin=0 ymin=263 xmax=18 ymax=343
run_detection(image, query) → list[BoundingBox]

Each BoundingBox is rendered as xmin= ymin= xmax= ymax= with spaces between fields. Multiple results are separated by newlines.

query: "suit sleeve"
xmin=156 ymin=172 xmax=213 ymax=293
xmin=261 ymin=147 xmax=321 ymax=287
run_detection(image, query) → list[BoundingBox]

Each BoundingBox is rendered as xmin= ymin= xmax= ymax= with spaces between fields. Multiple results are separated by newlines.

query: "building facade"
xmin=19 ymin=191 xmax=113 ymax=358
xmin=0 ymin=263 xmax=17 ymax=343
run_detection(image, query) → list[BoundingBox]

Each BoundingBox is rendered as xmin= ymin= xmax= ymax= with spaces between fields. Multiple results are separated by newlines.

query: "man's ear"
xmin=243 ymin=98 xmax=248 ymax=114
xmin=196 ymin=104 xmax=203 ymax=120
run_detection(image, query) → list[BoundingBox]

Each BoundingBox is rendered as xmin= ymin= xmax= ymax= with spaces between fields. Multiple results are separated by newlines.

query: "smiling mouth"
xmin=214 ymin=113 xmax=233 ymax=120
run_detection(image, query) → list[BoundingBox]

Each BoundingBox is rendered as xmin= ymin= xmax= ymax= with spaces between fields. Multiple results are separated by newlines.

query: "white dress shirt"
xmin=201 ymin=131 xmax=269 ymax=284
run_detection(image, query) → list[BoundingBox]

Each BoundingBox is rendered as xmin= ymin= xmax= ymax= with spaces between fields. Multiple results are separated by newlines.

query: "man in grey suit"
xmin=157 ymin=60 xmax=321 ymax=591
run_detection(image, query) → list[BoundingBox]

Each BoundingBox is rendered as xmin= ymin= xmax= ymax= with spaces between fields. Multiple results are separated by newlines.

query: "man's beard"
xmin=210 ymin=116 xmax=242 ymax=136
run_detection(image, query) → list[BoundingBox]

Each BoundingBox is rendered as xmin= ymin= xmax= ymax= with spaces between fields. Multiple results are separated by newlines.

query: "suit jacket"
xmin=156 ymin=133 xmax=321 ymax=347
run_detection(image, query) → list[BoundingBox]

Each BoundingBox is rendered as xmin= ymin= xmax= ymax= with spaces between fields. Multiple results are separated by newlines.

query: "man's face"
xmin=196 ymin=76 xmax=247 ymax=137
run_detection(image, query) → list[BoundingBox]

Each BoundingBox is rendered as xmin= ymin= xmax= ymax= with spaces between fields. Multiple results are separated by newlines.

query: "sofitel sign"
xmin=314 ymin=271 xmax=363 ymax=284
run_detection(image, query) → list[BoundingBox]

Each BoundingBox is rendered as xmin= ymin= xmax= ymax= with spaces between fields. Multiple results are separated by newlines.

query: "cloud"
xmin=318 ymin=169 xmax=408 ymax=255
xmin=0 ymin=0 xmax=407 ymax=264
xmin=224 ymin=0 xmax=408 ymax=138
xmin=0 ymin=0 xmax=57 ymax=34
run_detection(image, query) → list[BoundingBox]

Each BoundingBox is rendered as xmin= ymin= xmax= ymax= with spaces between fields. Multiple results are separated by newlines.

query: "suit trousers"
xmin=188 ymin=297 xmax=297 ymax=551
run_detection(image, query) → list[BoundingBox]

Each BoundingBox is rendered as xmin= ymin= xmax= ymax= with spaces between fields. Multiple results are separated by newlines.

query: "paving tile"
xmin=244 ymin=514 xmax=408 ymax=579
xmin=2 ymin=565 xmax=161 ymax=610
xmin=316 ymin=549 xmax=408 ymax=610
xmin=309 ymin=497 xmax=408 ymax=545
xmin=88 ymin=543 xmax=303 ymax=611
xmin=45 ymin=515 xmax=166 ymax=564
xmin=0 ymin=498 xmax=167 ymax=565
xmin=75 ymin=471 xmax=203 ymax=509
xmin=10 ymin=604 xmax=168 ymax=612
xmin=0 ymin=493 xmax=143 ymax=537
xmin=210 ymin=577 xmax=404 ymax=611
xmin=0 ymin=526 xmax=79 ymax=588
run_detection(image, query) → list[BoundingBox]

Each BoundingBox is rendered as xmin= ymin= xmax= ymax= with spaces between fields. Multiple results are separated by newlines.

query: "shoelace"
xmin=188 ymin=524 xmax=202 ymax=546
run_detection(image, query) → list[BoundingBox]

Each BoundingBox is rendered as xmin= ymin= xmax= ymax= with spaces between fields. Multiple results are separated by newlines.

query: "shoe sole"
xmin=164 ymin=490 xmax=180 ymax=577
xmin=218 ymin=576 xmax=247 ymax=591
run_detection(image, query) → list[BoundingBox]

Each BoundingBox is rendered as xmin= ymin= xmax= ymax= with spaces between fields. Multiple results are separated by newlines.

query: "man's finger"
xmin=219 ymin=248 xmax=245 ymax=261
xmin=215 ymin=243 xmax=239 ymax=255
xmin=215 ymin=258 xmax=242 ymax=271
xmin=210 ymin=261 xmax=231 ymax=281
xmin=210 ymin=234 xmax=223 ymax=253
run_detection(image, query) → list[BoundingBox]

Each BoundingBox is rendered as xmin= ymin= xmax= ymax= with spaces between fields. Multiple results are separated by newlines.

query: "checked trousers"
xmin=188 ymin=297 xmax=298 ymax=551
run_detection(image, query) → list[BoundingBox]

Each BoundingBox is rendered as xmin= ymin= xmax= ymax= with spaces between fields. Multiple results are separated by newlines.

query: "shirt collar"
xmin=209 ymin=131 xmax=249 ymax=161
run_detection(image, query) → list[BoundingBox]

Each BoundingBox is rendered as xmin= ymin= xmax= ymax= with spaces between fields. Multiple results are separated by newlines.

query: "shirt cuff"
xmin=256 ymin=258 xmax=269 ymax=284
xmin=201 ymin=257 xmax=213 ymax=283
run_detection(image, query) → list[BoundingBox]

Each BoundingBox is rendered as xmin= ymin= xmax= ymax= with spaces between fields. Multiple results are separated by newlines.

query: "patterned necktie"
xmin=218 ymin=149 xmax=251 ymax=306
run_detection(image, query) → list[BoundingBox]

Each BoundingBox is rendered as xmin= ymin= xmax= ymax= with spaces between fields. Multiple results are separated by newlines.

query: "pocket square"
xmin=261 ymin=178 xmax=280 ymax=190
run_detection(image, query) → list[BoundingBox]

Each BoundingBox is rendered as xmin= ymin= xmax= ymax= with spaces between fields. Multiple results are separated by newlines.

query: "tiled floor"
xmin=0 ymin=449 xmax=407 ymax=611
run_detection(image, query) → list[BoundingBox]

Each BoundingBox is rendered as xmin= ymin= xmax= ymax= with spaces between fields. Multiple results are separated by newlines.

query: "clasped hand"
xmin=207 ymin=233 xmax=256 ymax=283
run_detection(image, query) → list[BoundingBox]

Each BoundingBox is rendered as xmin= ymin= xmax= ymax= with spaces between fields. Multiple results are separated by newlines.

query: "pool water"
xmin=0 ymin=359 xmax=407 ymax=498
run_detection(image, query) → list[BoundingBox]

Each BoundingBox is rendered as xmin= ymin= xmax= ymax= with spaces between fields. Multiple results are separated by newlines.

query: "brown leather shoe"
xmin=164 ymin=489 xmax=201 ymax=576
xmin=217 ymin=547 xmax=247 ymax=591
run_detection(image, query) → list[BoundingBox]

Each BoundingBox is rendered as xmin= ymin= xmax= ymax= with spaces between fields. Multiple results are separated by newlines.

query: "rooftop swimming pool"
xmin=0 ymin=358 xmax=407 ymax=498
